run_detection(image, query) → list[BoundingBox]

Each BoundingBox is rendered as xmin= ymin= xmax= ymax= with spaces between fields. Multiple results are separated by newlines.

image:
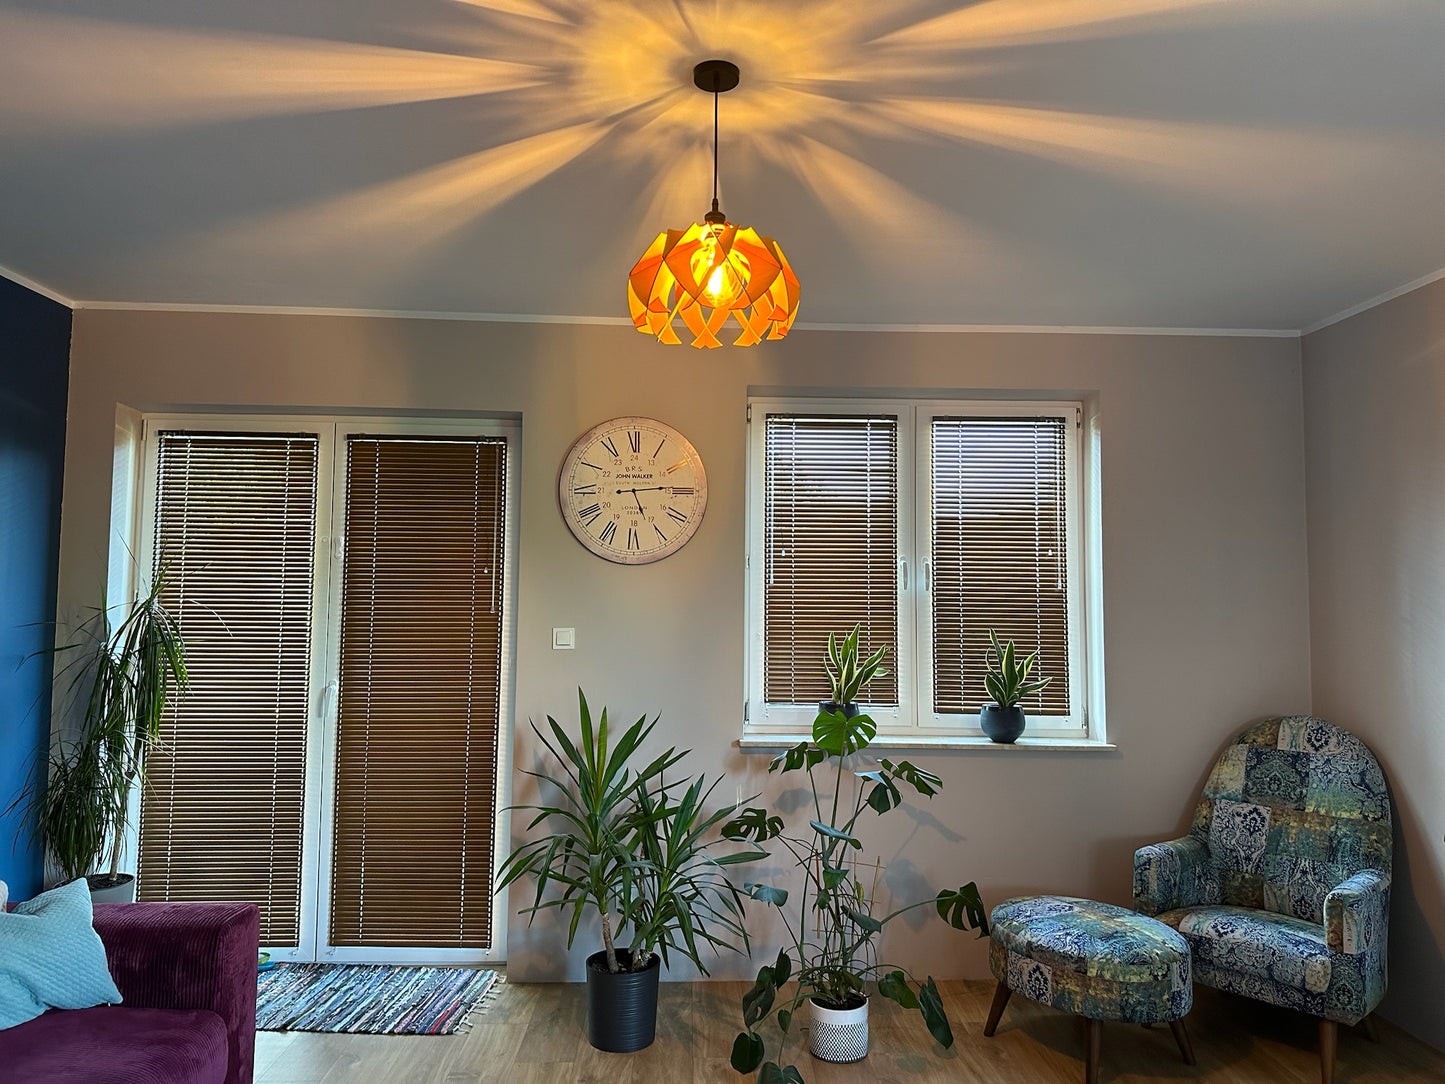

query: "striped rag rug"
xmin=256 ymin=963 xmax=499 ymax=1034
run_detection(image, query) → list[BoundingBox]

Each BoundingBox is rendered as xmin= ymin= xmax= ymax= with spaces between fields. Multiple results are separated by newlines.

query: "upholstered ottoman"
xmin=984 ymin=896 xmax=1195 ymax=1084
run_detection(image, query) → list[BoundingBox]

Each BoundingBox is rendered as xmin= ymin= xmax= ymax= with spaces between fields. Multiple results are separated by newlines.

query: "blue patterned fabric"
xmin=0 ymin=878 xmax=124 ymax=1029
xmin=1133 ymin=716 xmax=1390 ymax=1025
xmin=989 ymin=896 xmax=1191 ymax=1024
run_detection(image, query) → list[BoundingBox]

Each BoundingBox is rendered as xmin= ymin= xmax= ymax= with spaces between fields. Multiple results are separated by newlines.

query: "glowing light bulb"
xmin=705 ymin=263 xmax=730 ymax=303
xmin=690 ymin=226 xmax=747 ymax=308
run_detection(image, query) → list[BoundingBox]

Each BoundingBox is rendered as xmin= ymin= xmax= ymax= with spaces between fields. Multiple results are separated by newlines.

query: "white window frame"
xmin=129 ymin=413 xmax=519 ymax=965
xmin=744 ymin=396 xmax=1106 ymax=748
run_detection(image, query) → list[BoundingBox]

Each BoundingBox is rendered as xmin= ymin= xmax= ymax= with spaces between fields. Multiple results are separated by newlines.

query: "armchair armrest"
xmin=93 ymin=902 xmax=259 ymax=1084
xmin=1325 ymin=869 xmax=1389 ymax=956
xmin=1133 ymin=835 xmax=1216 ymax=916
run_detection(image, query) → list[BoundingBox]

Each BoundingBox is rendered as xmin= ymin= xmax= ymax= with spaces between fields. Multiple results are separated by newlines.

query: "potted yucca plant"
xmin=979 ymin=628 xmax=1052 ymax=744
xmin=497 ymin=690 xmax=765 ymax=1053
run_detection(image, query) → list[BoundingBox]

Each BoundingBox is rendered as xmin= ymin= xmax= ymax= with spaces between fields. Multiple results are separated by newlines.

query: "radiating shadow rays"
xmin=2 ymin=0 xmax=1403 ymax=312
xmin=769 ymin=135 xmax=1024 ymax=282
xmin=449 ymin=0 xmax=573 ymax=25
xmin=169 ymin=121 xmax=616 ymax=285
xmin=871 ymin=0 xmax=1266 ymax=50
xmin=866 ymin=98 xmax=1397 ymax=212
xmin=0 ymin=11 xmax=547 ymax=135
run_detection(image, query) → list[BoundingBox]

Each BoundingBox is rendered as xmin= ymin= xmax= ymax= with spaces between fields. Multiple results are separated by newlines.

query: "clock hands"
xmin=632 ymin=489 xmax=645 ymax=515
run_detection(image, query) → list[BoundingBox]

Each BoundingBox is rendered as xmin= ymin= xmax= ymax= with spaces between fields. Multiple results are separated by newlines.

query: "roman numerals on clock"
xmin=560 ymin=417 xmax=708 ymax=565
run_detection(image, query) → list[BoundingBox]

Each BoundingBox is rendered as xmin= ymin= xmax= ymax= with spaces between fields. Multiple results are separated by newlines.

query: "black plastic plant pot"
xmin=819 ymin=701 xmax=861 ymax=719
xmin=980 ymin=703 xmax=1026 ymax=744
xmin=586 ymin=949 xmax=660 ymax=1053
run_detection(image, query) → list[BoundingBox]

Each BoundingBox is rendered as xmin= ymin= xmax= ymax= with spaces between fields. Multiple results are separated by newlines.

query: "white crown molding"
xmin=75 ymin=300 xmax=635 ymax=326
xmin=72 ymin=299 xmax=1298 ymax=337
xmin=57 ymin=266 xmax=1445 ymax=339
xmin=793 ymin=320 xmax=1298 ymax=338
xmin=1300 ymin=265 xmax=1445 ymax=337
xmin=0 ymin=262 xmax=75 ymax=307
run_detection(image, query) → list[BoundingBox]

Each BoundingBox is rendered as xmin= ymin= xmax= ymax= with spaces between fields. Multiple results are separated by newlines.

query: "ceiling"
xmin=2 ymin=0 xmax=1444 ymax=331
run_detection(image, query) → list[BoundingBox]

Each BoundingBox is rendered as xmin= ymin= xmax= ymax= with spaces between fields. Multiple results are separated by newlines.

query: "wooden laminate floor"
xmin=254 ymin=978 xmax=1445 ymax=1083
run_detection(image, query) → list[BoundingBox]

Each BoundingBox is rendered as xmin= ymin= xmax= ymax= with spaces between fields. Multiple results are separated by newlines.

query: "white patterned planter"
xmin=809 ymin=996 xmax=869 ymax=1062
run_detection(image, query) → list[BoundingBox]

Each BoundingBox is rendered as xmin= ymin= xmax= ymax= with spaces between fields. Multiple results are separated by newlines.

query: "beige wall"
xmin=1303 ymin=279 xmax=1445 ymax=1048
xmin=59 ymin=310 xmax=1311 ymax=985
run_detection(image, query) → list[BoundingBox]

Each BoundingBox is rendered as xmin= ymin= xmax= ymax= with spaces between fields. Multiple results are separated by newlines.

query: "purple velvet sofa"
xmin=0 ymin=901 xmax=260 ymax=1084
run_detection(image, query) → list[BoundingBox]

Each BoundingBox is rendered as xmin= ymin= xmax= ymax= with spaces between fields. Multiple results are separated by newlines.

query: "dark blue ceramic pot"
xmin=980 ymin=704 xmax=1026 ymax=744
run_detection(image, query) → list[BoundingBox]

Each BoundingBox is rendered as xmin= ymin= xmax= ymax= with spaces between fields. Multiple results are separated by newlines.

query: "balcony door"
xmin=132 ymin=416 xmax=516 ymax=964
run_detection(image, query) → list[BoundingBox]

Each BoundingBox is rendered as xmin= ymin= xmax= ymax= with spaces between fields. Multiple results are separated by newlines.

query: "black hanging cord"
xmin=708 ymin=76 xmax=719 ymax=221
xmin=693 ymin=60 xmax=737 ymax=225
xmin=712 ymin=76 xmax=719 ymax=214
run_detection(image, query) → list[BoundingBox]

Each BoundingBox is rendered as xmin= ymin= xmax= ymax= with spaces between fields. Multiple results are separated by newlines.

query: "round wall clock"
xmin=558 ymin=417 xmax=708 ymax=564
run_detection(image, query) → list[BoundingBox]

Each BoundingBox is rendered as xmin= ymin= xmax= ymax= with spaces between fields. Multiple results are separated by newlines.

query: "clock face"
xmin=559 ymin=417 xmax=708 ymax=564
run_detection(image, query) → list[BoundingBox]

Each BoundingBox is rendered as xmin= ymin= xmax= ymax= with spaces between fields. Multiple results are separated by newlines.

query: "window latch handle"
xmin=900 ymin=557 xmax=908 ymax=591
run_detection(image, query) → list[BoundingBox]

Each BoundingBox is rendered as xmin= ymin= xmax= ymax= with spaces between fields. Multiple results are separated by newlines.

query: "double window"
xmin=745 ymin=398 xmax=1102 ymax=744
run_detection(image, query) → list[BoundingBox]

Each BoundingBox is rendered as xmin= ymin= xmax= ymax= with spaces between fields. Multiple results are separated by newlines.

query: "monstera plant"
xmin=723 ymin=628 xmax=989 ymax=1081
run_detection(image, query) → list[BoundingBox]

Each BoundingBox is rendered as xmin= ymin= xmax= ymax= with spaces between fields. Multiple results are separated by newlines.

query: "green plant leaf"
xmin=821 ymin=865 xmax=850 ymax=890
xmin=777 ymin=1008 xmax=792 ymax=1033
xmin=843 ymin=906 xmax=883 ymax=934
xmin=745 ymin=882 xmax=789 ymax=907
xmin=723 ymin=806 xmax=783 ymax=843
xmin=812 ymin=710 xmax=876 ymax=757
xmin=731 ymin=1031 xmax=765 ymax=1073
xmin=878 ymin=759 xmax=941 ymax=798
xmin=809 ymin=820 xmax=862 ymax=849
xmin=918 ymin=977 xmax=953 ymax=1048
xmin=772 ymin=948 xmax=792 ymax=988
xmin=863 ymin=774 xmax=901 ymax=813
xmin=742 ymin=975 xmax=776 ymax=1028
xmin=760 ymin=1062 xmax=806 ymax=1084
xmin=877 ymin=969 xmax=919 ymax=1009
xmin=759 ymin=1063 xmax=804 ymax=1084
xmin=935 ymin=883 xmax=990 ymax=936
xmin=769 ymin=742 xmax=826 ymax=774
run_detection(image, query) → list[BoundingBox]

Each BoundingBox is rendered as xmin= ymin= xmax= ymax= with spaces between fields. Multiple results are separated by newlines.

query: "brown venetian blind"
xmin=764 ymin=414 xmax=898 ymax=705
xmin=931 ymin=416 xmax=1071 ymax=716
xmin=329 ymin=436 xmax=506 ymax=949
xmin=139 ymin=432 xmax=317 ymax=947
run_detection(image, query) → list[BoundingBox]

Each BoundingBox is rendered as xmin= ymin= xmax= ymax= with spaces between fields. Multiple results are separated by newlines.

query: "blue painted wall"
xmin=0 ymin=274 xmax=71 ymax=898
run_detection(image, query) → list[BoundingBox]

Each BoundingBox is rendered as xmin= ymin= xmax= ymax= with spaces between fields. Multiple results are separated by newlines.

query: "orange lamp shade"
xmin=627 ymin=221 xmax=800 ymax=348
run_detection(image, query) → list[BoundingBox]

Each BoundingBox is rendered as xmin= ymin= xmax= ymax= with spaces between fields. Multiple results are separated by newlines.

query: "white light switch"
xmin=552 ymin=627 xmax=575 ymax=650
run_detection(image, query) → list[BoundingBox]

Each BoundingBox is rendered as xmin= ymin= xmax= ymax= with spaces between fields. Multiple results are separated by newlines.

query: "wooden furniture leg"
xmin=1358 ymin=1014 xmax=1380 ymax=1042
xmin=983 ymin=981 xmax=1011 ymax=1037
xmin=1169 ymin=1018 xmax=1196 ymax=1065
xmin=1085 ymin=1018 xmax=1102 ymax=1084
xmin=1319 ymin=1018 xmax=1337 ymax=1084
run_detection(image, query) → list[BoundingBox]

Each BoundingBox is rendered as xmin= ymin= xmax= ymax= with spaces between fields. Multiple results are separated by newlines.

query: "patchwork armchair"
xmin=1134 ymin=716 xmax=1390 ymax=1084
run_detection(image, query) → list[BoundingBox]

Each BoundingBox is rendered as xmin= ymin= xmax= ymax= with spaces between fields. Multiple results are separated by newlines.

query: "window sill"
xmin=737 ymin=734 xmax=1116 ymax=753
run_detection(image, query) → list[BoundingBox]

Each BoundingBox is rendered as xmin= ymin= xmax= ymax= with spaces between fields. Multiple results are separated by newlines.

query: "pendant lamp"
xmin=627 ymin=60 xmax=800 ymax=348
